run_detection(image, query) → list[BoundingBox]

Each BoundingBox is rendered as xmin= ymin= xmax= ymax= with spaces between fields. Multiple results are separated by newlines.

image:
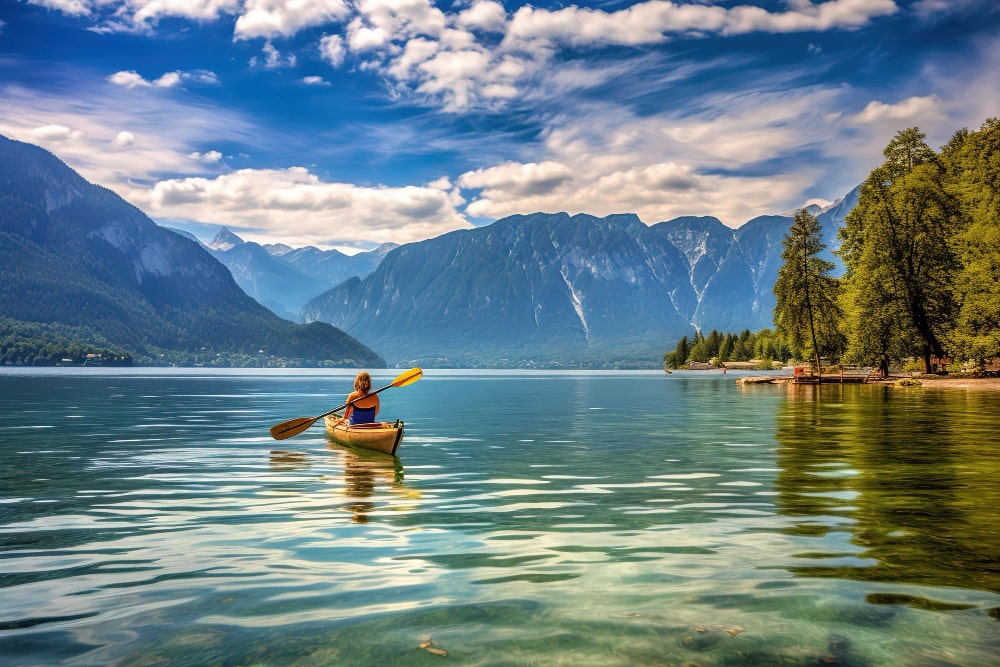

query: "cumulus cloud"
xmin=455 ymin=86 xmax=879 ymax=225
xmin=107 ymin=69 xmax=219 ymax=88
xmin=235 ymin=0 xmax=350 ymax=40
xmin=456 ymin=0 xmax=507 ymax=32
xmin=319 ymin=0 xmax=900 ymax=112
xmin=111 ymin=130 xmax=135 ymax=148
xmin=847 ymin=95 xmax=942 ymax=125
xmin=251 ymin=41 xmax=297 ymax=69
xmin=188 ymin=150 xmax=224 ymax=163
xmin=33 ymin=0 xmax=901 ymax=112
xmin=145 ymin=168 xmax=472 ymax=244
xmin=460 ymin=161 xmax=575 ymax=197
xmin=302 ymin=75 xmax=331 ymax=86
xmin=36 ymin=0 xmax=239 ymax=32
xmin=319 ymin=34 xmax=347 ymax=67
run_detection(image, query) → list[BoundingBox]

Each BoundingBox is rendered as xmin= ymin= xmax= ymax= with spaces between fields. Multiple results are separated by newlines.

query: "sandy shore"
xmin=884 ymin=375 xmax=1000 ymax=391
xmin=737 ymin=374 xmax=1000 ymax=391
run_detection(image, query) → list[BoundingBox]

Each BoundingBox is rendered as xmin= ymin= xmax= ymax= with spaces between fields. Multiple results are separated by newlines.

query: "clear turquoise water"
xmin=1 ymin=369 xmax=999 ymax=666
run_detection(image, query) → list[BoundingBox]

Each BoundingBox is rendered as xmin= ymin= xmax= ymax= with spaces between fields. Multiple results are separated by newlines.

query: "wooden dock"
xmin=736 ymin=366 xmax=878 ymax=386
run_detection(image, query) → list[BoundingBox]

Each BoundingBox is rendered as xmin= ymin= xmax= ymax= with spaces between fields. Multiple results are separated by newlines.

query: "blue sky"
xmin=2 ymin=0 xmax=998 ymax=251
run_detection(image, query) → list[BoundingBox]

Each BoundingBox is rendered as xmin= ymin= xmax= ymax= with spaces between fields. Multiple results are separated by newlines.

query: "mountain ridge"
xmin=303 ymin=200 xmax=854 ymax=368
xmin=0 ymin=134 xmax=386 ymax=367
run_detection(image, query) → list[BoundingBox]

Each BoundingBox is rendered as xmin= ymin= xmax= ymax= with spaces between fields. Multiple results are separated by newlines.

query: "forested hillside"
xmin=0 ymin=135 xmax=386 ymax=367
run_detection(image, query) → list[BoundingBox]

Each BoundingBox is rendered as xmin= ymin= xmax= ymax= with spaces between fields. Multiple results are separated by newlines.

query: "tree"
xmin=774 ymin=209 xmax=843 ymax=375
xmin=838 ymin=127 xmax=961 ymax=374
xmin=942 ymin=118 xmax=1000 ymax=367
xmin=664 ymin=335 xmax=691 ymax=369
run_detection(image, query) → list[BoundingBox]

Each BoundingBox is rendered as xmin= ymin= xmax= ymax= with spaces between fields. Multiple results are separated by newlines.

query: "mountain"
xmin=206 ymin=229 xmax=395 ymax=320
xmin=303 ymin=212 xmax=700 ymax=367
xmin=0 ymin=134 xmax=385 ymax=367
xmin=303 ymin=202 xmax=854 ymax=368
xmin=265 ymin=242 xmax=398 ymax=288
xmin=208 ymin=229 xmax=322 ymax=320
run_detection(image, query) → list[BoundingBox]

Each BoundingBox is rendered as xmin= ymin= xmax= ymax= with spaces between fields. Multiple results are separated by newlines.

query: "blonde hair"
xmin=354 ymin=371 xmax=372 ymax=394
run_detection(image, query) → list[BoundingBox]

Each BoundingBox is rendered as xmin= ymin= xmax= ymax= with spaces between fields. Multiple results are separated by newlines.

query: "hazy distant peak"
xmin=209 ymin=227 xmax=245 ymax=251
xmin=780 ymin=197 xmax=841 ymax=218
xmin=263 ymin=242 xmax=294 ymax=256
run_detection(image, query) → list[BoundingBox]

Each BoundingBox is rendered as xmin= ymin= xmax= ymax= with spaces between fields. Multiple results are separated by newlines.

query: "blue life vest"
xmin=349 ymin=404 xmax=377 ymax=424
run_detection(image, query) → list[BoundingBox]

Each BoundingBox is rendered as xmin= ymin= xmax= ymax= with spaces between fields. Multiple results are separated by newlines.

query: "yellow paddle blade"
xmin=269 ymin=416 xmax=318 ymax=440
xmin=391 ymin=367 xmax=423 ymax=388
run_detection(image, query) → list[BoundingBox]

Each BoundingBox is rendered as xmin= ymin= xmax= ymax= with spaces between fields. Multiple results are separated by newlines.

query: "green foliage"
xmin=773 ymin=208 xmax=844 ymax=369
xmin=838 ymin=126 xmax=963 ymax=373
xmin=0 ymin=318 xmax=132 ymax=366
xmin=664 ymin=335 xmax=691 ymax=369
xmin=942 ymin=118 xmax=1000 ymax=366
xmin=665 ymin=328 xmax=793 ymax=368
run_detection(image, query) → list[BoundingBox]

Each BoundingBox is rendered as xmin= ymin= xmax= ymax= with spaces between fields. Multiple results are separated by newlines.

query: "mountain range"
xmin=0 ymin=134 xmax=385 ymax=367
xmin=302 ymin=195 xmax=854 ymax=368
xmin=203 ymin=229 xmax=396 ymax=320
xmin=0 ymin=133 xmax=858 ymax=369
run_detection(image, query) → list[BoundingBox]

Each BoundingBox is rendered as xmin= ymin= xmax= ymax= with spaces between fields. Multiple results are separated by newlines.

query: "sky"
xmin=1 ymin=0 xmax=999 ymax=252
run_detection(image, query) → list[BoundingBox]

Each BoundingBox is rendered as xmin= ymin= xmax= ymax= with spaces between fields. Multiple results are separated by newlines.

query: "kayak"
xmin=324 ymin=415 xmax=405 ymax=455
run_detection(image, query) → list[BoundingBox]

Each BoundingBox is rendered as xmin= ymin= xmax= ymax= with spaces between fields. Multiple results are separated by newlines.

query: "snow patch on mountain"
xmin=561 ymin=268 xmax=590 ymax=342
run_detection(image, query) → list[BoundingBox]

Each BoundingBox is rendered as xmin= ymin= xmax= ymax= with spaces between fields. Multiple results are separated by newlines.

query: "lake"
xmin=1 ymin=368 xmax=999 ymax=666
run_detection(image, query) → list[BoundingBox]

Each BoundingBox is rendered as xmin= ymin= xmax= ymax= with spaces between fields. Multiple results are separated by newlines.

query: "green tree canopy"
xmin=838 ymin=127 xmax=962 ymax=373
xmin=774 ymin=208 xmax=843 ymax=373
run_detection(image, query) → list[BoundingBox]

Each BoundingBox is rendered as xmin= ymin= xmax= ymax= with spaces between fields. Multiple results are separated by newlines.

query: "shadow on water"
xmin=774 ymin=383 xmax=1000 ymax=595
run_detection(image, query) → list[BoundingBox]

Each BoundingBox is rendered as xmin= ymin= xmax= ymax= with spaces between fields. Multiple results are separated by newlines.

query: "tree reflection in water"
xmin=774 ymin=383 xmax=1000 ymax=596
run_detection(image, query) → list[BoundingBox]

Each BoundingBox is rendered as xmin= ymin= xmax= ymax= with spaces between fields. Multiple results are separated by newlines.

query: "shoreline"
xmin=736 ymin=373 xmax=1000 ymax=391
xmin=888 ymin=375 xmax=1000 ymax=391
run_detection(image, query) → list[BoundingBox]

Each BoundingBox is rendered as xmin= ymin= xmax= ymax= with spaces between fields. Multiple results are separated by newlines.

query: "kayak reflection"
xmin=324 ymin=444 xmax=416 ymax=524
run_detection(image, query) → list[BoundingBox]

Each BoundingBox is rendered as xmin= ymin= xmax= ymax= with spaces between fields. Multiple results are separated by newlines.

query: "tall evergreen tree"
xmin=773 ymin=209 xmax=843 ymax=375
xmin=838 ymin=127 xmax=961 ymax=374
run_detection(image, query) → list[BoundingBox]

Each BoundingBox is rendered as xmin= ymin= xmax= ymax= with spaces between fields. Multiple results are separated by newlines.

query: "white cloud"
xmin=235 ymin=0 xmax=351 ymax=40
xmin=454 ymin=86 xmax=872 ymax=225
xmin=0 ymin=83 xmax=256 ymax=203
xmin=31 ymin=0 xmax=901 ymax=113
xmin=456 ymin=0 xmax=507 ymax=32
xmin=30 ymin=124 xmax=85 ymax=142
xmin=145 ymin=167 xmax=473 ymax=244
xmin=302 ymin=75 xmax=331 ymax=86
xmin=27 ymin=0 xmax=92 ymax=17
xmin=252 ymin=41 xmax=297 ymax=69
xmin=319 ymin=34 xmax=347 ymax=67
xmin=847 ymin=95 xmax=942 ymax=125
xmin=107 ymin=70 xmax=152 ymax=88
xmin=323 ymin=0 xmax=899 ymax=112
xmin=460 ymin=161 xmax=574 ymax=197
xmin=188 ymin=150 xmax=224 ymax=163
xmin=107 ymin=69 xmax=219 ymax=88
xmin=111 ymin=130 xmax=135 ymax=148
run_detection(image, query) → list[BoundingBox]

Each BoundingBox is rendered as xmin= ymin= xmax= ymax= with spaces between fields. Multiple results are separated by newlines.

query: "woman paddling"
xmin=343 ymin=371 xmax=380 ymax=425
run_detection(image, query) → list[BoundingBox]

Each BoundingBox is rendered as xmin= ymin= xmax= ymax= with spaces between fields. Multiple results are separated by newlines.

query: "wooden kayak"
xmin=323 ymin=415 xmax=405 ymax=455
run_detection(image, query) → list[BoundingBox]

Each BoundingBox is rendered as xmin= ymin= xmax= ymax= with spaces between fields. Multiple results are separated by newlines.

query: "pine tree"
xmin=774 ymin=208 xmax=843 ymax=376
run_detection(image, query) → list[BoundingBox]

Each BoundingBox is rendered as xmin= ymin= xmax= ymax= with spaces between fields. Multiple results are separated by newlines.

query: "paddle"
xmin=269 ymin=367 xmax=423 ymax=441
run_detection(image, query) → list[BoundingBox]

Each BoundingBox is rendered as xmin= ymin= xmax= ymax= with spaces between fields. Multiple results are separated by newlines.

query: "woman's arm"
xmin=344 ymin=391 xmax=360 ymax=421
